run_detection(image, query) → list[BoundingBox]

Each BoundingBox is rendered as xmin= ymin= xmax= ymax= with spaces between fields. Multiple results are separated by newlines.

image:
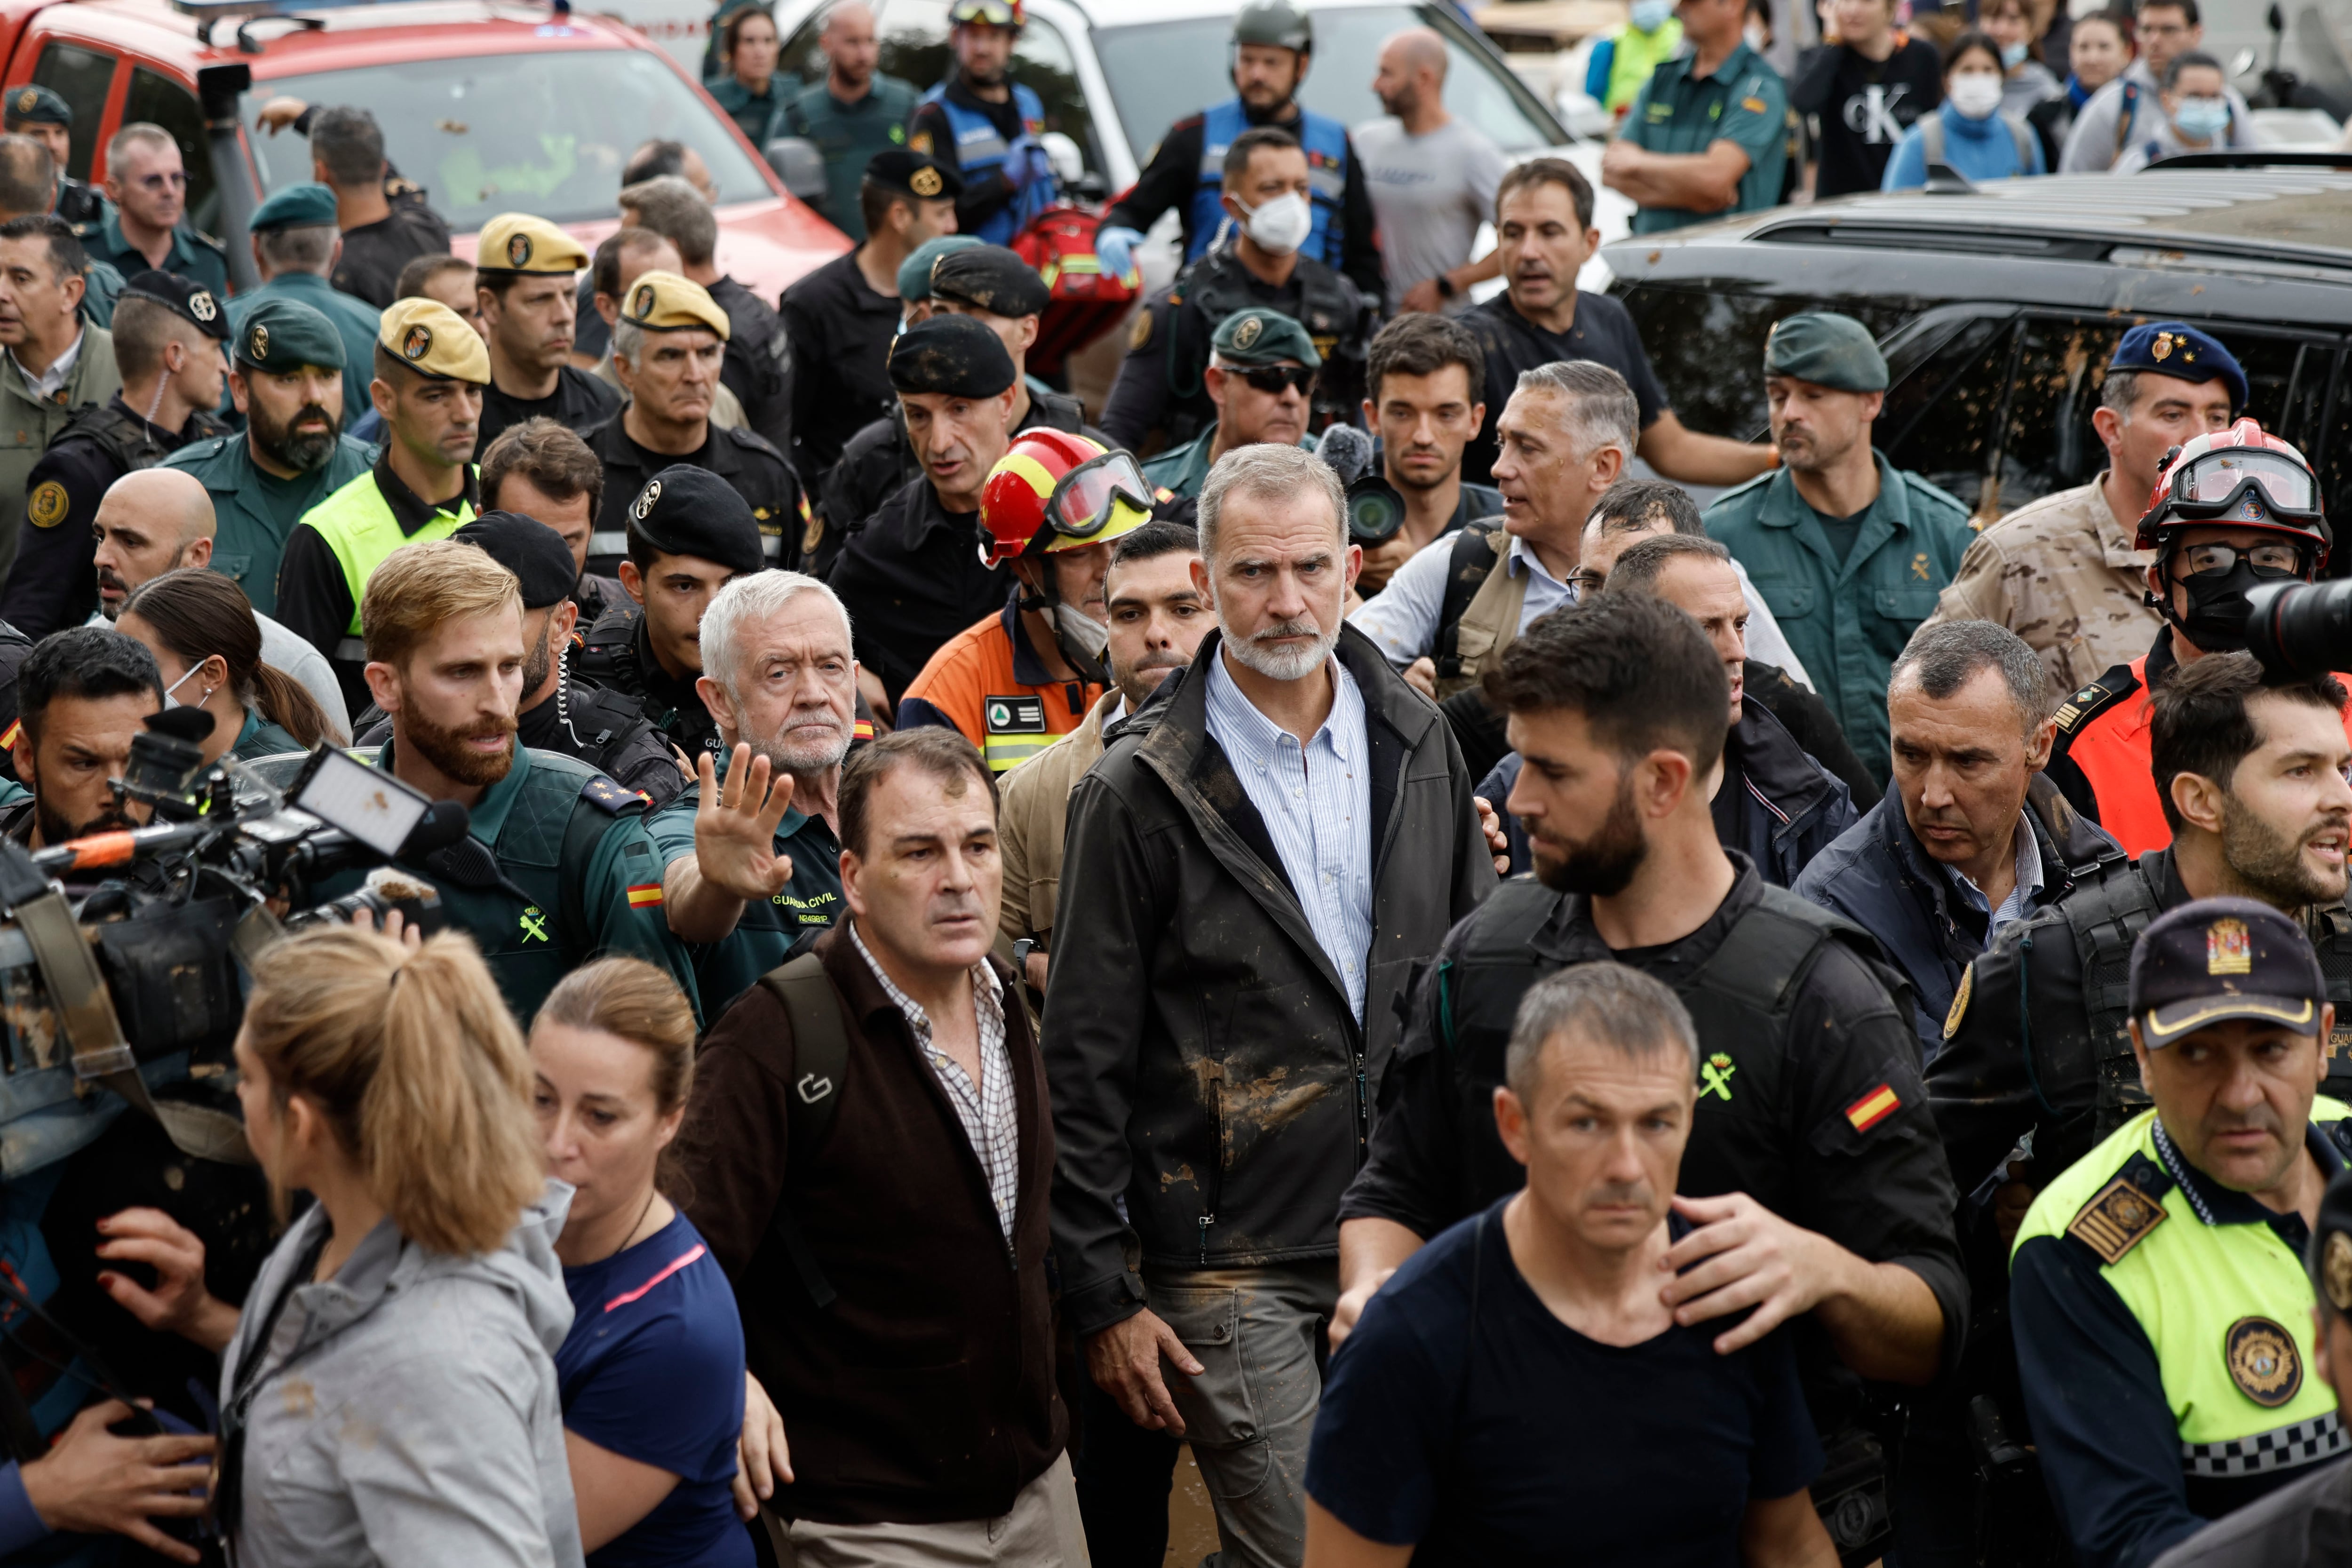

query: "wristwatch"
xmin=1434 ymin=273 xmax=1457 ymax=299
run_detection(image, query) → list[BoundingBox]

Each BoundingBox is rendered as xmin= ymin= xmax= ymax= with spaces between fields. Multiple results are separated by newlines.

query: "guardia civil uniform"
xmin=1139 ymin=307 xmax=1322 ymax=504
xmin=83 ymin=206 xmax=228 ymax=300
xmin=306 ymin=742 xmax=700 ymax=1024
xmin=224 ymin=183 xmax=382 ymax=430
xmin=783 ymin=73 xmax=924 ymax=240
xmin=1703 ymin=313 xmax=1974 ymax=782
xmin=1 ymin=85 xmax=105 ymax=233
xmin=2012 ymin=899 xmax=2352 ymax=1568
xmin=1618 ymin=36 xmax=1791 ymax=232
xmin=166 ymin=297 xmax=376 ymax=615
xmin=274 ymin=298 xmax=485 ymax=716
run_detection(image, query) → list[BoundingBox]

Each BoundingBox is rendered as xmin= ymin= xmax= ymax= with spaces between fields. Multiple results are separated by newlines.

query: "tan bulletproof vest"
xmin=1434 ymin=532 xmax=1533 ymax=701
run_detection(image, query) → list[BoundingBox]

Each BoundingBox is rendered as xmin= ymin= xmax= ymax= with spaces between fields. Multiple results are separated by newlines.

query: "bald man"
xmin=1359 ymin=28 xmax=1510 ymax=315
xmin=88 ymin=468 xmax=350 ymax=742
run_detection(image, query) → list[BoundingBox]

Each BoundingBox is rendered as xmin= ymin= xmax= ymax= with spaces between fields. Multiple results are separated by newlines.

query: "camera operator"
xmin=2046 ymin=418 xmax=2352 ymax=854
xmin=1349 ymin=313 xmax=1502 ymax=599
xmin=1 ymin=624 xmax=159 ymax=849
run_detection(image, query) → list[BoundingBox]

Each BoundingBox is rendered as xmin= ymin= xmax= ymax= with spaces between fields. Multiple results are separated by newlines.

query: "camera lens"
xmin=1348 ymin=478 xmax=1406 ymax=545
xmin=2244 ymin=579 xmax=2352 ymax=677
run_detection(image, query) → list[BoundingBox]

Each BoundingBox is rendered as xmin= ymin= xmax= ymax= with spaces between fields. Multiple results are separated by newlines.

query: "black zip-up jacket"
xmin=1042 ymin=626 xmax=1494 ymax=1336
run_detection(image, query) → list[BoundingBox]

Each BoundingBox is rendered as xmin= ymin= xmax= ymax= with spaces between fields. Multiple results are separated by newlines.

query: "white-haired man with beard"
xmin=653 ymin=568 xmax=861 ymax=1016
xmin=1042 ymin=443 xmax=1495 ymax=1563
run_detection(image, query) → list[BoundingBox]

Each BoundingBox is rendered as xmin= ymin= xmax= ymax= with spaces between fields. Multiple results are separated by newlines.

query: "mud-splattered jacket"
xmin=1041 ymin=624 xmax=1495 ymax=1336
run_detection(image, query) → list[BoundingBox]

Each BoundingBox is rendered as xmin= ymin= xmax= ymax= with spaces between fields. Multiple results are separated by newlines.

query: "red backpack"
xmin=1012 ymin=203 xmax=1142 ymax=377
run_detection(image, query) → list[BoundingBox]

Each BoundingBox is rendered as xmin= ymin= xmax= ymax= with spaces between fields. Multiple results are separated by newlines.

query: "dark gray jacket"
xmin=1043 ymin=626 xmax=1494 ymax=1336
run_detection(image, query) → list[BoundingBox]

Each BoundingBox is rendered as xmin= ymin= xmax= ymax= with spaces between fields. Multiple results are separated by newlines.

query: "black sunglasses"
xmin=1240 ymin=365 xmax=1315 ymax=397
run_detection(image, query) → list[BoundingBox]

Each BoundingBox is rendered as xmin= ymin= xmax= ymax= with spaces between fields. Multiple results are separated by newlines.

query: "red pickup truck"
xmin=0 ymin=0 xmax=846 ymax=299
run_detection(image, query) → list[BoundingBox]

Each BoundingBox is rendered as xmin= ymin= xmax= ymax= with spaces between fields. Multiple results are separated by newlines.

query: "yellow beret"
xmin=377 ymin=298 xmax=491 ymax=384
xmin=476 ymin=213 xmax=590 ymax=275
xmin=620 ymin=270 xmax=731 ymax=341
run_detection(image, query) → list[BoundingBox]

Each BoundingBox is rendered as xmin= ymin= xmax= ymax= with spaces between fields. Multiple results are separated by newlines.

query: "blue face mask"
xmin=2173 ymin=95 xmax=2232 ymax=139
xmin=1630 ymin=0 xmax=1676 ymax=32
xmin=2000 ymin=40 xmax=2031 ymax=68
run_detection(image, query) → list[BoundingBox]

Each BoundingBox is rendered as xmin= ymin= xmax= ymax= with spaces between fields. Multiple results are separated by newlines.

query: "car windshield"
xmin=1091 ymin=5 xmax=1565 ymax=167
xmin=253 ymin=50 xmax=776 ymax=231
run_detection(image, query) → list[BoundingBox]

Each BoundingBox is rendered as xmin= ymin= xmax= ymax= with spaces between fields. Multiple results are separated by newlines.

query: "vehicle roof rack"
xmin=2145 ymin=150 xmax=2352 ymax=171
xmin=165 ymin=0 xmax=374 ymax=48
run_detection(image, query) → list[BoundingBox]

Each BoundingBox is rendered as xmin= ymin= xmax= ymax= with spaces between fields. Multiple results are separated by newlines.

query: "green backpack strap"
xmin=756 ymin=948 xmax=850 ymax=1309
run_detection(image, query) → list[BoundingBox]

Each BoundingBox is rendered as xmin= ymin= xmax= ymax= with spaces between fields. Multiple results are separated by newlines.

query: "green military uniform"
xmin=1705 ymin=454 xmax=1971 ymax=780
xmin=0 ymin=324 xmax=119 ymax=588
xmin=230 ymin=708 xmax=302 ymax=761
xmin=1620 ymin=39 xmax=1790 ymax=234
xmin=710 ymin=72 xmax=797 ymax=153
xmin=783 ymin=75 xmax=923 ymax=239
xmin=225 ymin=276 xmax=379 ymax=425
xmin=1141 ymin=427 xmax=1318 ymax=503
xmin=308 ymin=743 xmax=701 ymax=1023
xmin=647 ymin=748 xmax=844 ymax=1016
xmin=84 ymin=209 xmax=229 ymax=299
xmin=81 ymin=260 xmax=121 ymax=328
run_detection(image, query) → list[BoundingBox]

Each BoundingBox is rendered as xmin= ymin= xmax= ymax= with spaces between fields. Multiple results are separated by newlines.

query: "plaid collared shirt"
xmin=850 ymin=922 xmax=1020 ymax=1243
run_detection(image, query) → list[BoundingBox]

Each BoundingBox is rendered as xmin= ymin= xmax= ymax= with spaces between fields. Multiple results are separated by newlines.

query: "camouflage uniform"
xmin=1921 ymin=473 xmax=2161 ymax=694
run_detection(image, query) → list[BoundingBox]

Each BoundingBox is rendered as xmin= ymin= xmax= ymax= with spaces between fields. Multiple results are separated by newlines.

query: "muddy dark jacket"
xmin=1042 ymin=626 xmax=1494 ymax=1336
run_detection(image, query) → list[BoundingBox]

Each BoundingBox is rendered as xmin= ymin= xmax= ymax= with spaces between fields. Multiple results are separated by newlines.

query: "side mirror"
xmin=1040 ymin=130 xmax=1085 ymax=188
xmin=2268 ymin=2 xmax=2285 ymax=32
xmin=2232 ymin=45 xmax=2260 ymax=75
xmin=765 ymin=136 xmax=829 ymax=205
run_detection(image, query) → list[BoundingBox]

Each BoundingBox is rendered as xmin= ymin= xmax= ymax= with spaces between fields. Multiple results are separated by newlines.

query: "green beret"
xmin=898 ymin=235 xmax=982 ymax=302
xmin=238 ymin=297 xmax=345 ymax=373
xmin=1764 ymin=311 xmax=1887 ymax=394
xmin=3 ymin=86 xmax=67 ymax=128
xmin=249 ymin=182 xmax=338 ymax=233
xmin=1211 ymin=307 xmax=1320 ymax=371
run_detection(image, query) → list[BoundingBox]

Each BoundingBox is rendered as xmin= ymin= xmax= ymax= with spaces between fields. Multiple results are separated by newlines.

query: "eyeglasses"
xmin=2176 ymin=541 xmax=2309 ymax=578
xmin=133 ymin=170 xmax=188 ymax=192
xmin=1240 ymin=365 xmax=1315 ymax=397
xmin=1048 ymin=449 xmax=1152 ymax=539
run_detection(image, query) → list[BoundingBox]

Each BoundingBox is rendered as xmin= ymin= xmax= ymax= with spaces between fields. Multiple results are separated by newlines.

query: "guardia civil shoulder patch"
xmin=26 ymin=480 xmax=67 ymax=529
xmin=2066 ymin=1175 xmax=2167 ymax=1264
xmin=1944 ymin=964 xmax=1973 ymax=1040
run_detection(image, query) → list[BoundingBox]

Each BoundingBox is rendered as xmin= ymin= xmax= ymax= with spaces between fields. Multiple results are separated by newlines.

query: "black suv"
xmin=1605 ymin=167 xmax=2352 ymax=554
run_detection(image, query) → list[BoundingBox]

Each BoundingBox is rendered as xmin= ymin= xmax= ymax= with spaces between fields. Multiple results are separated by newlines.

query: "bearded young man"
xmin=303 ymin=537 xmax=697 ymax=1022
xmin=0 ymin=626 xmax=159 ymax=852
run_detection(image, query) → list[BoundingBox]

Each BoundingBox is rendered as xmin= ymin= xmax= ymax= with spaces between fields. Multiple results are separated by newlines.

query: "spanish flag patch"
xmin=852 ymin=718 xmax=874 ymax=741
xmin=1845 ymin=1082 xmax=1900 ymax=1133
xmin=0 ymin=719 xmax=19 ymax=751
xmin=626 ymin=883 xmax=663 ymax=910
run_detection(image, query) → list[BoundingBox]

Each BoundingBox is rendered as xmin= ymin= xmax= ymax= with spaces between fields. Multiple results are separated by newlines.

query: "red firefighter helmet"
xmin=2134 ymin=416 xmax=2330 ymax=571
xmin=979 ymin=430 xmax=1154 ymax=568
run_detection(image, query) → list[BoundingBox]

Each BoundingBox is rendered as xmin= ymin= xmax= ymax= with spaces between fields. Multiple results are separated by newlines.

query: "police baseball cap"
xmin=120 ymin=271 xmax=229 ymax=342
xmin=866 ymin=147 xmax=964 ymax=205
xmin=1764 ymin=312 xmax=1888 ymax=394
xmin=3 ymin=85 xmax=68 ymax=128
xmin=2311 ymin=1167 xmax=2352 ymax=1318
xmin=248 ymin=183 xmax=338 ymax=233
xmin=237 ymin=297 xmax=344 ymax=372
xmin=930 ymin=245 xmax=1050 ymax=320
xmin=377 ymin=298 xmax=491 ymax=383
xmin=456 ymin=511 xmax=580 ymax=609
xmin=898 ymin=235 xmax=982 ymax=303
xmin=2110 ymin=321 xmax=2249 ymax=414
xmin=1211 ymin=307 xmax=1320 ymax=371
xmin=477 ymin=213 xmax=591 ymax=276
xmin=888 ymin=312 xmax=1016 ymax=398
xmin=2129 ymin=897 xmax=2328 ymax=1047
xmin=627 ymin=465 xmax=764 ymax=576
xmin=620 ymin=270 xmax=730 ymax=338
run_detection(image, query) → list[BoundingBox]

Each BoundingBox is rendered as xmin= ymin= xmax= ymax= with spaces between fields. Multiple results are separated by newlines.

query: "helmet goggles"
xmin=949 ymin=0 xmax=1023 ymax=26
xmin=2162 ymin=446 xmax=2323 ymax=528
xmin=1045 ymin=449 xmax=1152 ymax=546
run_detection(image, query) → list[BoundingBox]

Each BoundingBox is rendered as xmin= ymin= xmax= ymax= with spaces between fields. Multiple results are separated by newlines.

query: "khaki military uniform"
xmin=0 ymin=326 xmax=119 ymax=586
xmin=1923 ymin=473 xmax=2160 ymax=694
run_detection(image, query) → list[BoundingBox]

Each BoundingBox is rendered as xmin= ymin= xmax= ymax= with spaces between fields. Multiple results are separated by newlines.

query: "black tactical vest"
xmin=1440 ymin=878 xmax=1889 ymax=1216
xmin=63 ymin=400 xmax=227 ymax=475
xmin=1165 ymin=246 xmax=1367 ymax=434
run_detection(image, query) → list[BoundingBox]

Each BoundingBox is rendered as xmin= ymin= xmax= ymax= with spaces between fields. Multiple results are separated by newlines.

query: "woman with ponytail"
xmin=531 ymin=959 xmax=757 ymax=1567
xmin=213 ymin=923 xmax=585 ymax=1566
xmin=117 ymin=568 xmax=331 ymax=764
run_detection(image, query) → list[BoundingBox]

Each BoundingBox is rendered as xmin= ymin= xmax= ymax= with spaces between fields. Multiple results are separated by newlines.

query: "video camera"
xmin=1311 ymin=423 xmax=1413 ymax=546
xmin=0 ymin=709 xmax=464 ymax=1174
xmin=2244 ymin=578 xmax=2352 ymax=678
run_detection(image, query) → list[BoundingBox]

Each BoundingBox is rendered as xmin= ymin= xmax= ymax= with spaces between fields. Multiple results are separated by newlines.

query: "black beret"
xmin=627 ymin=464 xmax=765 ymax=576
xmin=866 ymin=147 xmax=964 ymax=203
xmin=454 ymin=510 xmax=580 ymax=610
xmin=888 ymin=312 xmax=1016 ymax=399
xmin=930 ymin=244 xmax=1050 ymax=320
xmin=119 ymin=270 xmax=229 ymax=342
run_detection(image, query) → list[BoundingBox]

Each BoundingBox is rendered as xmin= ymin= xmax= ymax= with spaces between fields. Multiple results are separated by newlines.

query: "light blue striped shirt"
xmin=1204 ymin=646 xmax=1375 ymax=1021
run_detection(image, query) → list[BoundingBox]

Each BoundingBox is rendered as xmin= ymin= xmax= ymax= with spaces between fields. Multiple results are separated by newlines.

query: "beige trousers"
xmin=767 ymin=1452 xmax=1091 ymax=1568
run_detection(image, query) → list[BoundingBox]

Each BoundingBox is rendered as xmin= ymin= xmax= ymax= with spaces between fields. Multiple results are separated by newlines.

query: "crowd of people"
xmin=0 ymin=0 xmax=2346 ymax=1567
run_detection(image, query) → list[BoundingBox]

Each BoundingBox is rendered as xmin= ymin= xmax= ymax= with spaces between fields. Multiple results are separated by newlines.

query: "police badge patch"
xmin=630 ymin=282 xmax=657 ymax=321
xmin=248 ymin=323 xmax=269 ymax=362
xmin=507 ymin=233 xmax=533 ymax=268
xmin=402 ymin=324 xmax=433 ymax=361
xmin=2066 ymin=1174 xmax=2167 ymax=1264
xmin=26 ymin=480 xmax=66 ymax=530
xmin=1232 ymin=315 xmax=1263 ymax=351
xmin=2225 ymin=1316 xmax=2302 ymax=1407
xmin=910 ymin=166 xmax=943 ymax=198
xmin=188 ymin=290 xmax=217 ymax=323
xmin=633 ymin=478 xmax=662 ymax=521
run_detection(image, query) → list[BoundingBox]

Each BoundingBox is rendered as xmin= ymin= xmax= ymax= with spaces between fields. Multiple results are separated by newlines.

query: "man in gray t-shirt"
xmin=1358 ymin=29 xmax=1512 ymax=315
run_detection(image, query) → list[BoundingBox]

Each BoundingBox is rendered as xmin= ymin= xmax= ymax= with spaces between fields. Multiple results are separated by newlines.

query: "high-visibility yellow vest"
xmin=295 ymin=466 xmax=477 ymax=654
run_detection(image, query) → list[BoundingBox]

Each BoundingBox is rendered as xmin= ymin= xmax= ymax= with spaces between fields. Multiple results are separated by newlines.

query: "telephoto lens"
xmin=2243 ymin=579 xmax=2352 ymax=677
xmin=1347 ymin=475 xmax=1408 ymax=545
xmin=290 ymin=866 xmax=448 ymax=935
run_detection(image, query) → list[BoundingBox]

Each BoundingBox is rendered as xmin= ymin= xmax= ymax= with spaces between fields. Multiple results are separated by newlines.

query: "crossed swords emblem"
xmin=1700 ymin=1052 xmax=1738 ymax=1101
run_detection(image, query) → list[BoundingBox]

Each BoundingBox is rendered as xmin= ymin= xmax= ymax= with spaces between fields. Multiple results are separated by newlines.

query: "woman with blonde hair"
xmin=213 ymin=923 xmax=583 ymax=1566
xmin=530 ymin=958 xmax=755 ymax=1567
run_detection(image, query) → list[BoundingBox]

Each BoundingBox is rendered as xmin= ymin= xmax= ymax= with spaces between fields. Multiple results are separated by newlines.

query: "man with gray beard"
xmin=652 ymin=568 xmax=862 ymax=1015
xmin=1042 ymin=443 xmax=1494 ymax=1566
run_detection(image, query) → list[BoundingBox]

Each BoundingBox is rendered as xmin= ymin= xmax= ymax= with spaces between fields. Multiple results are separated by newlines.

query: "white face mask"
xmin=1946 ymin=73 xmax=2006 ymax=119
xmin=1237 ymin=191 xmax=1312 ymax=256
xmin=161 ymin=660 xmax=210 ymax=709
xmin=1630 ymin=0 xmax=1676 ymax=32
xmin=1042 ymin=601 xmax=1110 ymax=663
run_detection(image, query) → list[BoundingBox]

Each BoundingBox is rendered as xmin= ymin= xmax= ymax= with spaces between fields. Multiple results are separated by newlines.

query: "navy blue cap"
xmin=2110 ymin=322 xmax=2249 ymax=414
xmin=2129 ymin=896 xmax=2327 ymax=1046
xmin=455 ymin=511 xmax=580 ymax=609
